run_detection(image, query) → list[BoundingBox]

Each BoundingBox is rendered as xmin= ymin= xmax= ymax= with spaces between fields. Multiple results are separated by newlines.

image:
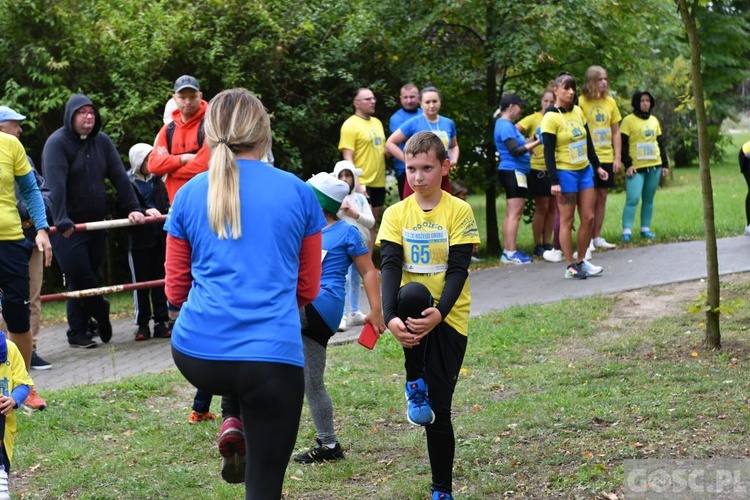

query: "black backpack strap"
xmin=166 ymin=119 xmax=204 ymax=154
xmin=166 ymin=121 xmax=176 ymax=154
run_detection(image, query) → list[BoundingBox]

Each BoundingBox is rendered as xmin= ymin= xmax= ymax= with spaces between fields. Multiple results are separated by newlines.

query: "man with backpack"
xmin=148 ymin=75 xmax=210 ymax=201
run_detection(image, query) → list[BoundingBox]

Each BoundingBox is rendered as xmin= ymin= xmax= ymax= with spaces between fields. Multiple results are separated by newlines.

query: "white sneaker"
xmin=348 ymin=311 xmax=367 ymax=326
xmin=0 ymin=466 xmax=9 ymax=500
xmin=338 ymin=317 xmax=347 ymax=332
xmin=745 ymin=224 xmax=750 ymax=237
xmin=542 ymin=249 xmax=563 ymax=263
xmin=573 ymin=248 xmax=592 ymax=261
xmin=588 ymin=239 xmax=595 ymax=252
xmin=579 ymin=259 xmax=603 ymax=276
xmin=593 ymin=237 xmax=616 ymax=249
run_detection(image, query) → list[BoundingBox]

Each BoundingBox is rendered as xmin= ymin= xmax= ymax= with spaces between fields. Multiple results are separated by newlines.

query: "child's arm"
xmin=0 ymin=383 xmax=29 ymax=415
xmin=354 ymin=196 xmax=375 ymax=229
xmin=434 ymin=243 xmax=473 ymax=320
xmin=352 ymin=252 xmax=385 ymax=333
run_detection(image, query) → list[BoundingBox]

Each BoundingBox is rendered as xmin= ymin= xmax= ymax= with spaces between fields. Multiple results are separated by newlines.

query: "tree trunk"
xmin=484 ymin=1 xmax=500 ymax=255
xmin=677 ymin=0 xmax=721 ymax=348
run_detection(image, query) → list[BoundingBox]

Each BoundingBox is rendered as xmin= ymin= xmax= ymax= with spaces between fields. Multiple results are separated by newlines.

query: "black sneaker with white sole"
xmin=31 ymin=351 xmax=52 ymax=370
xmin=68 ymin=333 xmax=97 ymax=349
xmin=293 ymin=439 xmax=345 ymax=463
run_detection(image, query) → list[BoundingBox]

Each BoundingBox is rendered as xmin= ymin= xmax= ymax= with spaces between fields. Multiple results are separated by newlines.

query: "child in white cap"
xmin=293 ymin=172 xmax=385 ymax=464
xmin=332 ymin=161 xmax=375 ymax=330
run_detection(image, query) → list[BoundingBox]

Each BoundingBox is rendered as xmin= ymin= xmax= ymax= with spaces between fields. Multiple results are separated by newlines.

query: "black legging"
xmin=396 ymin=282 xmax=467 ymax=494
xmin=172 ymin=348 xmax=304 ymax=500
xmin=743 ymin=169 xmax=750 ymax=225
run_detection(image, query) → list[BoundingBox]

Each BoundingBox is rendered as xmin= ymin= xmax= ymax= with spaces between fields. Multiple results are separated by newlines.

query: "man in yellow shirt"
xmin=338 ymin=88 xmax=386 ymax=244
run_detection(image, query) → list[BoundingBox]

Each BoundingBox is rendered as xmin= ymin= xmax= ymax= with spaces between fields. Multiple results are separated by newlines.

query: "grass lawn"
xmin=15 ymin=275 xmax=750 ymax=498
xmin=23 ymin=132 xmax=749 ymax=498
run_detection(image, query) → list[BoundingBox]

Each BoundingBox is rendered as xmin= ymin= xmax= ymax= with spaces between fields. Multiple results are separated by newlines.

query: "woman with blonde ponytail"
xmin=165 ymin=88 xmax=326 ymax=499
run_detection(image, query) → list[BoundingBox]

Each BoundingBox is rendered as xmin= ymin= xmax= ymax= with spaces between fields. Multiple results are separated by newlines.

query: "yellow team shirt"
xmin=338 ymin=115 xmax=386 ymax=188
xmin=0 ymin=133 xmax=32 ymax=240
xmin=0 ymin=337 xmax=34 ymax=462
xmin=578 ymin=95 xmax=622 ymax=163
xmin=517 ymin=111 xmax=546 ymax=171
xmin=620 ymin=114 xmax=663 ymax=169
xmin=376 ymin=193 xmax=480 ymax=336
xmin=540 ymin=105 xmax=590 ymax=171
xmin=742 ymin=141 xmax=750 ymax=156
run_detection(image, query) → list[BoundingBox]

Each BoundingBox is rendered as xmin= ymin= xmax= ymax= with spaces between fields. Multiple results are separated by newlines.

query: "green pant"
xmin=622 ymin=167 xmax=662 ymax=231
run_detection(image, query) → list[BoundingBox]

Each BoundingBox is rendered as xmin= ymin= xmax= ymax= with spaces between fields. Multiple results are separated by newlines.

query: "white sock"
xmin=641 ymin=226 xmax=650 ymax=233
xmin=323 ymin=442 xmax=338 ymax=449
xmin=622 ymin=228 xmax=632 ymax=235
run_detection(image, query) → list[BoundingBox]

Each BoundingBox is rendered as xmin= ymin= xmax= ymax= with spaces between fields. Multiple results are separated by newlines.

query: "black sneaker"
xmin=293 ymin=439 xmax=345 ymax=463
xmin=152 ymin=322 xmax=171 ymax=339
xmin=69 ymin=333 xmax=97 ymax=349
xmin=134 ymin=325 xmax=151 ymax=341
xmin=30 ymin=351 xmax=52 ymax=370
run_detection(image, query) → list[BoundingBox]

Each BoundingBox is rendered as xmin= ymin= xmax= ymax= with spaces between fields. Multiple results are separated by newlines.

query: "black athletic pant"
xmin=396 ymin=282 xmax=467 ymax=495
xmin=172 ymin=348 xmax=304 ymax=500
xmin=743 ymin=169 xmax=750 ymax=225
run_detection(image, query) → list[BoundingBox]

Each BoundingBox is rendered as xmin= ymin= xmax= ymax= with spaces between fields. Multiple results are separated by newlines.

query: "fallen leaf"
xmin=582 ymin=451 xmax=594 ymax=458
xmin=691 ymin=351 xmax=699 ymax=357
xmin=601 ymin=493 xmax=619 ymax=500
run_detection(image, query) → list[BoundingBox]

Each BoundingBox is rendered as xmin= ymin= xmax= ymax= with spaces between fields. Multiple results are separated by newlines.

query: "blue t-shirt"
xmin=312 ymin=220 xmax=368 ymax=333
xmin=165 ymin=159 xmax=326 ymax=367
xmin=399 ymin=114 xmax=457 ymax=155
xmin=494 ymin=118 xmax=530 ymax=174
xmin=389 ymin=108 xmax=421 ymax=175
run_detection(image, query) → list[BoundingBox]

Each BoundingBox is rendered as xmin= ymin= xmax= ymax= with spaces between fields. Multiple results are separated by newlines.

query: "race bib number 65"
xmin=402 ymin=229 xmax=449 ymax=274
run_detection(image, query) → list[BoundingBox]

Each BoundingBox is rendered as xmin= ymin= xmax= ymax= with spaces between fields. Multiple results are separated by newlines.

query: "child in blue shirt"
xmin=293 ymin=172 xmax=385 ymax=463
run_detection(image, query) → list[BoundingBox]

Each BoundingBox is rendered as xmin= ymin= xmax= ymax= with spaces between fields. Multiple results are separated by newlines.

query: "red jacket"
xmin=150 ymin=100 xmax=211 ymax=202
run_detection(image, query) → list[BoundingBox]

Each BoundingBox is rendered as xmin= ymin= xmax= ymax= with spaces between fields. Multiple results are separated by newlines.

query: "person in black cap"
xmin=493 ymin=93 xmax=540 ymax=264
xmin=148 ymin=75 xmax=210 ymax=201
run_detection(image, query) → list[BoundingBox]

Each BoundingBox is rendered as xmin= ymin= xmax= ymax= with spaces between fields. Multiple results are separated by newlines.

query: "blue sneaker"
xmin=641 ymin=230 xmax=656 ymax=239
xmin=622 ymin=233 xmax=631 ymax=243
xmin=405 ymin=379 xmax=435 ymax=426
xmin=501 ymin=250 xmax=532 ymax=265
xmin=432 ymin=491 xmax=454 ymax=500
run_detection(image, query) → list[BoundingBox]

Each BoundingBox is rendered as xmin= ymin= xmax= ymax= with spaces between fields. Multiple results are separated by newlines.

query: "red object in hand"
xmin=358 ymin=322 xmax=378 ymax=350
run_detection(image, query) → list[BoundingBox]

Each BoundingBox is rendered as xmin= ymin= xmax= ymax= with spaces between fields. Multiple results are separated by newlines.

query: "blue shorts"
xmin=558 ymin=165 xmax=594 ymax=194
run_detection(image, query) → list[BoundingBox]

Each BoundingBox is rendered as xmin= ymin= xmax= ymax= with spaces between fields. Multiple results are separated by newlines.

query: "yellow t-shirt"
xmin=742 ymin=141 xmax=750 ymax=155
xmin=578 ymin=95 xmax=622 ymax=163
xmin=0 ymin=133 xmax=31 ymax=240
xmin=376 ymin=193 xmax=480 ymax=336
xmin=518 ymin=111 xmax=546 ymax=171
xmin=620 ymin=114 xmax=663 ymax=169
xmin=540 ymin=105 xmax=590 ymax=171
xmin=0 ymin=337 xmax=34 ymax=462
xmin=338 ymin=115 xmax=386 ymax=188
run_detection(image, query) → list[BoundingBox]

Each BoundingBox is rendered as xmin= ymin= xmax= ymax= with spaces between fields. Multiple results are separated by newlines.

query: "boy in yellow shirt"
xmin=376 ymin=131 xmax=480 ymax=500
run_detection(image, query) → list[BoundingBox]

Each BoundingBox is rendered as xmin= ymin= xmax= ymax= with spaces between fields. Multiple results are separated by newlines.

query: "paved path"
xmin=30 ymin=236 xmax=750 ymax=392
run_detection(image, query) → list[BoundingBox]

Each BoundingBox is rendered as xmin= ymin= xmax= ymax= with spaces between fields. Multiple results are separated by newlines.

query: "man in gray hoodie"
xmin=42 ymin=94 xmax=144 ymax=349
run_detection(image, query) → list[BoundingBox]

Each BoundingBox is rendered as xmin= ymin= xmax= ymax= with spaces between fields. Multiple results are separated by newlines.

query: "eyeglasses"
xmin=75 ymin=110 xmax=95 ymax=117
xmin=357 ymin=97 xmax=377 ymax=102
